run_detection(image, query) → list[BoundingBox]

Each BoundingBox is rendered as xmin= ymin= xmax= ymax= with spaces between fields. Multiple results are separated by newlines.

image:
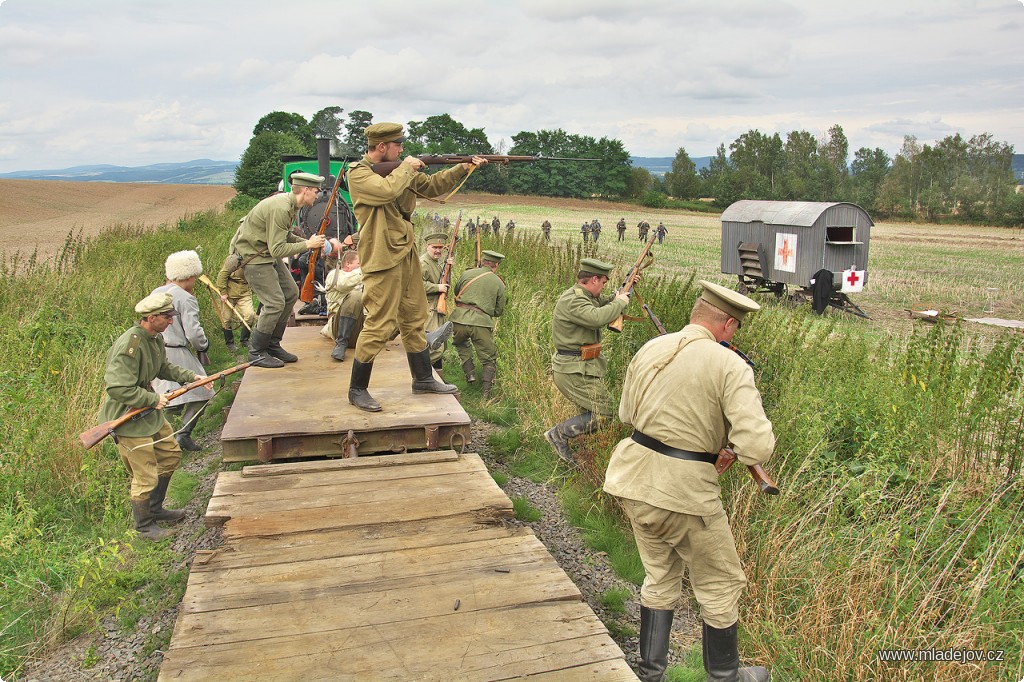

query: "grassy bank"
xmin=1 ymin=196 xmax=1022 ymax=680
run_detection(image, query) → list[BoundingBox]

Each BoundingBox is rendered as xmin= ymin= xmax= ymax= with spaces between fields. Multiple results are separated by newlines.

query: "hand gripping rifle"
xmin=370 ymin=154 xmax=601 ymax=178
xmin=79 ymin=362 xmax=251 ymax=450
xmin=715 ymin=447 xmax=780 ymax=495
xmin=608 ymin=232 xmax=659 ymax=333
xmin=435 ymin=211 xmax=462 ymax=316
xmin=300 ymin=168 xmax=346 ymax=303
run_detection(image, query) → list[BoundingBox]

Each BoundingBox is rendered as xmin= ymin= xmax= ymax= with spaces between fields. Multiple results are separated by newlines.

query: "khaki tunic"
xmin=347 ymin=157 xmax=469 ymax=360
xmin=320 ymin=267 xmax=364 ymax=341
xmin=549 ymin=285 xmax=628 ymax=416
xmin=602 ymin=324 xmax=775 ymax=625
xmin=215 ymin=260 xmax=256 ymax=332
xmin=420 ymin=252 xmax=448 ymax=363
xmin=449 ymin=266 xmax=505 ymax=365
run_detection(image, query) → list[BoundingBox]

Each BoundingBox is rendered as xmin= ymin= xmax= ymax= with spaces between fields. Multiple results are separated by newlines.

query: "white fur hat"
xmin=165 ymin=250 xmax=203 ymax=281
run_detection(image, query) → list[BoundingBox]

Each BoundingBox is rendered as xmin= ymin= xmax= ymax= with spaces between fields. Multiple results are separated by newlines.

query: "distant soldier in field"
xmin=505 ymin=219 xmax=516 ymax=236
xmin=656 ymin=221 xmax=669 ymax=245
xmin=231 ymin=172 xmax=326 ymax=368
xmin=466 ymin=218 xmax=476 ymax=237
xmin=97 ymin=292 xmax=203 ymax=541
xmin=581 ymin=221 xmax=591 ymax=242
xmin=591 ymin=218 xmax=602 ymax=243
xmin=491 ymin=215 xmax=501 ymax=235
xmin=545 ymin=258 xmax=629 ymax=462
xmin=450 ymin=250 xmax=507 ymax=400
xmin=638 ymin=219 xmax=651 ymax=242
xmin=541 ymin=219 xmax=552 ymax=242
xmin=482 ymin=218 xmax=492 ymax=237
xmin=616 ymin=217 xmax=627 ymax=241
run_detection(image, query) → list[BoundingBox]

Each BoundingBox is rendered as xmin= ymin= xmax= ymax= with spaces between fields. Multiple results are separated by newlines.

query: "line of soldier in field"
xmin=451 ymin=214 xmax=671 ymax=245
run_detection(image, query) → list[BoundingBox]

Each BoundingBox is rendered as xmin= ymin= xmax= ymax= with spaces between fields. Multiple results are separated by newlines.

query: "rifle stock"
xmin=198 ymin=274 xmax=251 ymax=332
xmin=371 ymin=154 xmax=601 ymax=178
xmin=608 ymin=232 xmax=659 ymax=333
xmin=714 ymin=447 xmax=779 ymax=495
xmin=435 ymin=211 xmax=462 ymax=317
xmin=300 ymin=168 xmax=346 ymax=303
xmin=80 ymin=362 xmax=251 ymax=450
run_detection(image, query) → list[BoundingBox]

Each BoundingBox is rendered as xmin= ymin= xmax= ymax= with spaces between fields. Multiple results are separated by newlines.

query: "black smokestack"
xmin=316 ymin=138 xmax=331 ymax=184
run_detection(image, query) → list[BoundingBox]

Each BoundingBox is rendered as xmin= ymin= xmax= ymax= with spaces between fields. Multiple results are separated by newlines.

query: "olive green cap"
xmin=424 ymin=232 xmax=448 ymax=246
xmin=290 ymin=172 xmax=323 ymax=188
xmin=135 ymin=292 xmax=176 ymax=317
xmin=481 ymin=250 xmax=505 ymax=262
xmin=365 ymin=122 xmax=406 ymax=146
xmin=698 ymin=280 xmax=760 ymax=321
xmin=579 ymin=258 xmax=614 ymax=277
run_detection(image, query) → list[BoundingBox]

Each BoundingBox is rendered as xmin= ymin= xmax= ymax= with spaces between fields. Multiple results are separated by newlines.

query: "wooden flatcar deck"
xmin=221 ymin=326 xmax=471 ymax=462
xmin=159 ymin=451 xmax=636 ymax=681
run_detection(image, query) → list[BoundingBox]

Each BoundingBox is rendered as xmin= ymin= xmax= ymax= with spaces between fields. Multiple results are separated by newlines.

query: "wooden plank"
xmin=504 ymin=659 xmax=639 ymax=681
xmin=168 ymin=563 xmax=582 ymax=649
xmin=191 ymin=521 xmax=530 ymax=573
xmin=161 ymin=602 xmax=633 ymax=682
xmin=240 ymin=449 xmax=460 ymax=477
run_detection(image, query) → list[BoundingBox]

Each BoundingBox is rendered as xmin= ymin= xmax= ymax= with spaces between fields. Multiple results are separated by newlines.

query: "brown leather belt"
xmin=455 ymin=302 xmax=487 ymax=315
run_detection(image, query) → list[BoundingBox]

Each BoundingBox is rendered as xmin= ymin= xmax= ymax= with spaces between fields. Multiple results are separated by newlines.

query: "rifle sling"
xmin=630 ymin=430 xmax=717 ymax=465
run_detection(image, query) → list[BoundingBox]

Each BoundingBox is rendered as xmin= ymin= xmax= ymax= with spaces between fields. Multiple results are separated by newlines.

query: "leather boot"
xmin=426 ymin=321 xmax=453 ymax=351
xmin=267 ymin=336 xmax=298 ymax=363
xmin=332 ymin=316 xmax=357 ymax=362
xmin=481 ymin=363 xmax=496 ymax=399
xmin=248 ymin=329 xmax=285 ymax=368
xmin=150 ymin=474 xmax=186 ymax=523
xmin=223 ymin=328 xmax=236 ymax=351
xmin=174 ymin=401 xmax=205 ymax=452
xmin=638 ymin=606 xmax=674 ymax=682
xmin=408 ymin=348 xmax=459 ymax=394
xmin=349 ymin=359 xmax=382 ymax=412
xmin=462 ymin=358 xmax=477 ymax=383
xmin=703 ymin=622 xmax=770 ymax=682
xmin=544 ymin=412 xmax=600 ymax=463
xmin=131 ymin=496 xmax=173 ymax=541
xmin=239 ymin=326 xmax=250 ymax=346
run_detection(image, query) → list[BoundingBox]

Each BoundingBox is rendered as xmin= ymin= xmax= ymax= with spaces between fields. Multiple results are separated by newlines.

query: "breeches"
xmin=245 ymin=260 xmax=298 ymax=337
xmin=355 ymin=252 xmax=429 ymax=362
xmin=552 ymin=370 xmax=614 ymax=417
xmin=619 ymin=497 xmax=747 ymax=629
xmin=115 ymin=421 xmax=181 ymax=499
xmin=216 ymin=294 xmax=256 ymax=331
xmin=452 ymin=323 xmax=496 ymax=364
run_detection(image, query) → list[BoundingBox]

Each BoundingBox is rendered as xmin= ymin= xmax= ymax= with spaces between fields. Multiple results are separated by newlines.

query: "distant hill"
xmin=631 ymin=156 xmax=711 ymax=177
xmin=0 ymin=159 xmax=237 ymax=185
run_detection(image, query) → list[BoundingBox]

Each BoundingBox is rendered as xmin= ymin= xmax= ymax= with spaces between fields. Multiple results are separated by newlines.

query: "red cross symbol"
xmin=777 ymin=239 xmax=793 ymax=264
xmin=846 ymin=270 xmax=861 ymax=287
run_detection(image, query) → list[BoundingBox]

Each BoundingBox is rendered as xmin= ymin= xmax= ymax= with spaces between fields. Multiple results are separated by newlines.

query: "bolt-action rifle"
xmin=608 ymin=232 xmax=659 ymax=333
xmin=370 ymin=154 xmax=601 ymax=178
xmin=300 ymin=167 xmax=346 ymax=303
xmin=79 ymin=363 xmax=251 ymax=450
xmin=714 ymin=447 xmax=780 ymax=495
xmin=435 ymin=211 xmax=462 ymax=316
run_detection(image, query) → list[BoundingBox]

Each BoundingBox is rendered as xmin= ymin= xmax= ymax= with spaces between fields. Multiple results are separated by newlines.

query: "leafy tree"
xmin=507 ymin=129 xmax=630 ymax=199
xmin=627 ymin=167 xmax=655 ymax=200
xmin=729 ymin=129 xmax=784 ymax=199
xmin=234 ymin=131 xmax=307 ymax=198
xmin=252 ymin=112 xmax=314 ymax=154
xmin=404 ymin=113 xmax=504 ymax=193
xmin=663 ymin=147 xmax=701 ymax=199
xmin=340 ymin=110 xmax=373 ymax=157
xmin=781 ymin=130 xmax=818 ymax=200
xmin=700 ymin=144 xmax=740 ymax=208
xmin=816 ymin=124 xmax=850 ymax=200
xmin=850 ymin=147 xmax=891 ymax=210
xmin=310 ymin=106 xmax=344 ymax=146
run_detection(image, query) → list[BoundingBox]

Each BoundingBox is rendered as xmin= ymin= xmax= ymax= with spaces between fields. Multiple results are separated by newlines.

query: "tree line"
xmin=233 ymin=108 xmax=1022 ymax=226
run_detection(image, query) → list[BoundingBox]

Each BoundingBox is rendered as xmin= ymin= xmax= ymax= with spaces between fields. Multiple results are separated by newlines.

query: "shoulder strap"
xmin=454 ymin=271 xmax=491 ymax=302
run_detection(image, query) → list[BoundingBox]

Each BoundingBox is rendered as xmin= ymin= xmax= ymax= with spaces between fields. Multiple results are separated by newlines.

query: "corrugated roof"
xmin=721 ymin=200 xmax=868 ymax=227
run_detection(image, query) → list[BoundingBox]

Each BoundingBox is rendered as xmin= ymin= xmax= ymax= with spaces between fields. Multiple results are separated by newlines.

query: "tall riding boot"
xmin=248 ymin=329 xmax=285 ymax=368
xmin=267 ymin=335 xmax=298 ymax=363
xmin=332 ymin=316 xmax=357 ymax=362
xmin=175 ymin=401 xmax=205 ymax=452
xmin=638 ymin=606 xmax=674 ymax=682
xmin=239 ymin=326 xmax=251 ymax=347
xmin=349 ymin=359 xmax=382 ymax=412
xmin=150 ymin=474 xmax=186 ymax=523
xmin=703 ymin=622 xmax=770 ymax=682
xmin=462 ymin=358 xmax=477 ymax=383
xmin=409 ymin=348 xmax=459 ymax=394
xmin=426 ymin=321 xmax=453 ymax=351
xmin=544 ymin=412 xmax=601 ymax=463
xmin=131 ymin=496 xmax=173 ymax=541
xmin=223 ymin=328 xmax=236 ymax=351
xmin=481 ymin=363 xmax=496 ymax=400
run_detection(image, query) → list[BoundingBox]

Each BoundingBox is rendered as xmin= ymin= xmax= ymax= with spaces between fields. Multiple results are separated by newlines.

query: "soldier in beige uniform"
xmin=231 ymin=172 xmax=326 ymax=368
xmin=321 ymin=249 xmax=365 ymax=362
xmin=603 ymin=281 xmax=773 ymax=682
xmin=346 ymin=122 xmax=488 ymax=412
xmin=420 ymin=232 xmax=455 ymax=374
xmin=544 ymin=258 xmax=629 ymax=462
xmin=214 ymin=235 xmax=257 ymax=352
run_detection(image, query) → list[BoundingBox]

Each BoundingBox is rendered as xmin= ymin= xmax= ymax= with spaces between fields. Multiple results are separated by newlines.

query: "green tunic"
xmin=97 ymin=325 xmax=197 ymax=438
xmin=420 ymin=253 xmax=445 ymax=311
xmin=231 ymin=192 xmax=309 ymax=263
xmin=448 ymin=267 xmax=506 ymax=328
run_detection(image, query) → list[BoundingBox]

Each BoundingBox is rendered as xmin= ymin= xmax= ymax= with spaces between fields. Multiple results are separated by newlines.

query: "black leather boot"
xmin=638 ymin=606 xmax=674 ymax=682
xmin=223 ymin=328 xmax=236 ymax=351
xmin=349 ymin=359 xmax=382 ymax=412
xmin=239 ymin=326 xmax=250 ymax=346
xmin=150 ymin=474 xmax=186 ymax=523
xmin=462 ymin=358 xmax=476 ymax=383
xmin=332 ymin=316 xmax=357 ymax=362
xmin=248 ymin=329 xmax=285 ymax=368
xmin=544 ymin=412 xmax=600 ymax=463
xmin=426 ymin=321 xmax=453 ymax=351
xmin=703 ymin=622 xmax=770 ymax=682
xmin=174 ymin=401 xmax=205 ymax=452
xmin=481 ymin=362 xmax=496 ymax=399
xmin=267 ymin=336 xmax=298 ymax=363
xmin=131 ymin=496 xmax=173 ymax=541
xmin=408 ymin=348 xmax=458 ymax=394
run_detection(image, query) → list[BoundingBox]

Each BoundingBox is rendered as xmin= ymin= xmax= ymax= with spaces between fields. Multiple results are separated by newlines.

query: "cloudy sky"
xmin=0 ymin=0 xmax=1021 ymax=173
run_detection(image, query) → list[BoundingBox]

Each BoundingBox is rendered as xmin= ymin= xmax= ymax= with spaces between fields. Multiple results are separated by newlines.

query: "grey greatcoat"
xmin=150 ymin=283 xmax=213 ymax=406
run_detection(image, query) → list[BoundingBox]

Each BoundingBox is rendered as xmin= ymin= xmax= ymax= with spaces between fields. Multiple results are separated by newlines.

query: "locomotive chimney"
xmin=316 ymin=138 xmax=331 ymax=185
